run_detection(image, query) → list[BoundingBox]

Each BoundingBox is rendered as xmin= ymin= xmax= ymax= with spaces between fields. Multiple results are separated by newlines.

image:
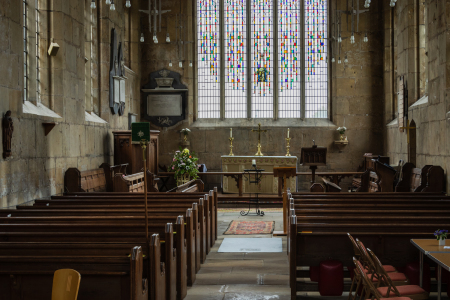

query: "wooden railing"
xmin=158 ymin=171 xmax=363 ymax=196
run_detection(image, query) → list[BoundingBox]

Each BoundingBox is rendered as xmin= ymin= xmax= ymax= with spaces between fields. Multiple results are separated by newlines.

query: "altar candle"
xmin=287 ymin=128 xmax=290 ymax=138
xmin=252 ymin=159 xmax=256 ymax=166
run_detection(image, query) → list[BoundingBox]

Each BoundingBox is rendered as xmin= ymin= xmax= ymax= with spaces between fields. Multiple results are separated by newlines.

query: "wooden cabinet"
xmin=113 ymin=130 xmax=160 ymax=175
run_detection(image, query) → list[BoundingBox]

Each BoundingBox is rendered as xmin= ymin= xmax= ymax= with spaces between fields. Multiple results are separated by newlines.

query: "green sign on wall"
xmin=131 ymin=122 xmax=150 ymax=143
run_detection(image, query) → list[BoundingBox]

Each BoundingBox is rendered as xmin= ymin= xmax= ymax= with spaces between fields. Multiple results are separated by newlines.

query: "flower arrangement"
xmin=337 ymin=126 xmax=347 ymax=135
xmin=434 ymin=229 xmax=448 ymax=241
xmin=169 ymin=147 xmax=199 ymax=185
xmin=181 ymin=128 xmax=191 ymax=142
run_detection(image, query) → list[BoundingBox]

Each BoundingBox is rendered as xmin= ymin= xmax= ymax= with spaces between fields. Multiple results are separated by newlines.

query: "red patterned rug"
xmin=224 ymin=220 xmax=275 ymax=235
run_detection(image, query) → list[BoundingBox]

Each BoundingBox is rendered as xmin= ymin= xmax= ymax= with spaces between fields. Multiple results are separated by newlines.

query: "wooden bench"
xmin=0 ymin=244 xmax=155 ymax=300
xmin=168 ymin=179 xmax=205 ymax=193
xmin=395 ymin=164 xmax=445 ymax=193
xmin=113 ymin=172 xmax=146 ymax=192
xmin=286 ymin=192 xmax=450 ymax=299
xmin=50 ymin=189 xmax=219 ymax=248
xmin=0 ymin=219 xmax=184 ymax=300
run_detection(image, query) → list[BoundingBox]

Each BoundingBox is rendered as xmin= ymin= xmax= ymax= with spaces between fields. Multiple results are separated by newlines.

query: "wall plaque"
xmin=147 ymin=95 xmax=182 ymax=116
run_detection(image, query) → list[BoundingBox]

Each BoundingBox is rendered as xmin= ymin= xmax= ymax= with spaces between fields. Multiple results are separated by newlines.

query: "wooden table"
xmin=411 ymin=239 xmax=450 ymax=299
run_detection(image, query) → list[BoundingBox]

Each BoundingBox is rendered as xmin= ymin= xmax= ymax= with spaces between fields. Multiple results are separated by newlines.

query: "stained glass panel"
xmin=251 ymin=0 xmax=273 ymax=118
xmin=278 ymin=0 xmax=301 ymax=118
xmin=305 ymin=0 xmax=328 ymax=118
xmin=225 ymin=0 xmax=247 ymax=118
xmin=197 ymin=0 xmax=220 ymax=118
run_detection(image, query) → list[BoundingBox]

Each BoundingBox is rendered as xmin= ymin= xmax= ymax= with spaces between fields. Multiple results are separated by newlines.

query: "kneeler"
xmin=318 ymin=260 xmax=344 ymax=296
xmin=402 ymin=262 xmax=431 ymax=293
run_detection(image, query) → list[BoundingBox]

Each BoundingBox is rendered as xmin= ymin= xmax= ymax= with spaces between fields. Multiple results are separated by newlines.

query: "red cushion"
xmin=383 ymin=265 xmax=397 ymax=273
xmin=404 ymin=262 xmax=431 ymax=293
xmin=378 ymin=285 xmax=427 ymax=297
xmin=318 ymin=260 xmax=344 ymax=296
xmin=372 ymin=272 xmax=408 ymax=283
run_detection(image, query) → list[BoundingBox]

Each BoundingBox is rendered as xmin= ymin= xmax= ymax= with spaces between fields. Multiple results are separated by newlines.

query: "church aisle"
xmin=184 ymin=211 xmax=291 ymax=300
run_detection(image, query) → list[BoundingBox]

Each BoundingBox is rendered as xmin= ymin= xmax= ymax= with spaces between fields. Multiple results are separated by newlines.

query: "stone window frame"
xmin=194 ymin=0 xmax=331 ymax=123
xmin=22 ymin=0 xmax=61 ymax=118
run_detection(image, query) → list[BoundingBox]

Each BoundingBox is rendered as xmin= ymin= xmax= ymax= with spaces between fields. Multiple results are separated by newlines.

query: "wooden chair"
xmin=52 ymin=269 xmax=81 ymax=300
xmin=367 ymin=249 xmax=428 ymax=300
xmin=353 ymin=257 xmax=411 ymax=300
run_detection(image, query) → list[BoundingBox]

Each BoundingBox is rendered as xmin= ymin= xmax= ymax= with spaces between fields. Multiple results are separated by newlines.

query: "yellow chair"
xmin=51 ymin=269 xmax=81 ymax=300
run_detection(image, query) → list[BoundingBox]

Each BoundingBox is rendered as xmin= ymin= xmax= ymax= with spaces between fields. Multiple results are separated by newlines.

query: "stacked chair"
xmin=348 ymin=234 xmax=428 ymax=300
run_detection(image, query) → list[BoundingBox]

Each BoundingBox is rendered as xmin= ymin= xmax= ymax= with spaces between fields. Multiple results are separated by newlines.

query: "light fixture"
xmin=125 ymin=0 xmax=131 ymax=8
xmin=110 ymin=0 xmax=115 ymax=10
xmin=91 ymin=0 xmax=96 ymax=9
xmin=331 ymin=57 xmax=335 ymax=63
xmin=390 ymin=1 xmax=396 ymax=7
xmin=364 ymin=33 xmax=368 ymax=43
xmin=106 ymin=0 xmax=111 ymax=4
xmin=338 ymin=57 xmax=341 ymax=64
xmin=169 ymin=60 xmax=172 ymax=67
xmin=153 ymin=34 xmax=158 ymax=44
xmin=344 ymin=55 xmax=348 ymax=63
xmin=338 ymin=34 xmax=342 ymax=43
xmin=350 ymin=32 xmax=355 ymax=44
xmin=140 ymin=33 xmax=144 ymax=42
xmin=189 ymin=60 xmax=193 ymax=67
xmin=166 ymin=33 xmax=170 ymax=43
xmin=179 ymin=61 xmax=183 ymax=68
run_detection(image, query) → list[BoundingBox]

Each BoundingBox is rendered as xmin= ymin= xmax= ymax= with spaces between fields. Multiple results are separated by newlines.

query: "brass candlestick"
xmin=285 ymin=138 xmax=291 ymax=156
xmin=229 ymin=137 xmax=234 ymax=156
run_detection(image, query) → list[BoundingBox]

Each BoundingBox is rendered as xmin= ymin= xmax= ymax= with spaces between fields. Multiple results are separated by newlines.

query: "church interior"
xmin=1 ymin=0 xmax=450 ymax=299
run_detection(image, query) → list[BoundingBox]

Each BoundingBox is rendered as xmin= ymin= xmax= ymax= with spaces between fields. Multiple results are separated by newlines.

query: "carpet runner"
xmin=224 ymin=220 xmax=275 ymax=235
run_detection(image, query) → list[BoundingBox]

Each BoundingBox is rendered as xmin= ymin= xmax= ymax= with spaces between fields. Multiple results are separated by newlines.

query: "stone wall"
xmin=0 ymin=0 xmax=141 ymax=207
xmin=140 ymin=0 xmax=386 ymax=191
xmin=384 ymin=0 xmax=450 ymax=192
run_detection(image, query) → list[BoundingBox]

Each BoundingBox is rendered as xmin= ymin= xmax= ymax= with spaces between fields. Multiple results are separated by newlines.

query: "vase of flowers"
xmin=169 ymin=147 xmax=199 ymax=186
xmin=434 ymin=229 xmax=448 ymax=246
xmin=337 ymin=126 xmax=347 ymax=141
xmin=181 ymin=128 xmax=191 ymax=142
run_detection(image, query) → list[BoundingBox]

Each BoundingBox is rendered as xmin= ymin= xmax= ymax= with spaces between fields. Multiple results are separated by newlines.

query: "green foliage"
xmin=169 ymin=147 xmax=199 ymax=181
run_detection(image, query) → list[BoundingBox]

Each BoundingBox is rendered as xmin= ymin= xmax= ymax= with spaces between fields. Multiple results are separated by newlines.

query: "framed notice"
xmin=147 ymin=95 xmax=182 ymax=117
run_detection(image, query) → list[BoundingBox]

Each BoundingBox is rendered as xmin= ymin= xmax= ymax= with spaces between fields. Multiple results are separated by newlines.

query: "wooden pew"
xmin=9 ymin=202 xmax=205 ymax=280
xmin=48 ymin=191 xmax=218 ymax=252
xmin=287 ymin=192 xmax=450 ymax=298
xmin=64 ymin=167 xmax=108 ymax=193
xmin=168 ymin=179 xmax=205 ymax=193
xmin=0 ymin=244 xmax=154 ymax=300
xmin=396 ymin=164 xmax=445 ymax=193
xmin=0 ymin=212 xmax=198 ymax=288
xmin=113 ymin=172 xmax=146 ymax=192
xmin=0 ymin=220 xmax=185 ymax=300
xmin=100 ymin=163 xmax=129 ymax=192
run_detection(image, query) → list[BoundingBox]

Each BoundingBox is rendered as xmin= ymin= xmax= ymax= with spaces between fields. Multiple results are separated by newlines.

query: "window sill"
xmin=191 ymin=118 xmax=335 ymax=128
xmin=85 ymin=111 xmax=108 ymax=124
xmin=386 ymin=118 xmax=398 ymax=127
xmin=23 ymin=101 xmax=62 ymax=118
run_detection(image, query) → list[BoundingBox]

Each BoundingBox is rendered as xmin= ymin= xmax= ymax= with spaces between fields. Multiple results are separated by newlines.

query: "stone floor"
xmin=185 ymin=211 xmax=291 ymax=300
xmin=186 ymin=210 xmax=449 ymax=300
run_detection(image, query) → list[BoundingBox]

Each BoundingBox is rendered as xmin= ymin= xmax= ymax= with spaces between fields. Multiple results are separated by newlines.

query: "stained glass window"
xmin=197 ymin=0 xmax=328 ymax=119
xmin=278 ymin=0 xmax=301 ymax=118
xmin=251 ymin=0 xmax=273 ymax=118
xmin=305 ymin=0 xmax=327 ymax=118
xmin=197 ymin=0 xmax=220 ymax=118
xmin=225 ymin=0 xmax=247 ymax=118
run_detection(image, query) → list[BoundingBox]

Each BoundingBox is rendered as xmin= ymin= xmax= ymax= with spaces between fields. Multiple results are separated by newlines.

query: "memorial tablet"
xmin=147 ymin=94 xmax=182 ymax=116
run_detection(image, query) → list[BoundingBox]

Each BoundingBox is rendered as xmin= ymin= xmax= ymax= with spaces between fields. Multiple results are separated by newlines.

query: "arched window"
xmin=197 ymin=0 xmax=328 ymax=119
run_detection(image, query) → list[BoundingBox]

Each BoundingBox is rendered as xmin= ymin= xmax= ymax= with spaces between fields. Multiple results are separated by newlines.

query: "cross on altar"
xmin=251 ymin=123 xmax=267 ymax=156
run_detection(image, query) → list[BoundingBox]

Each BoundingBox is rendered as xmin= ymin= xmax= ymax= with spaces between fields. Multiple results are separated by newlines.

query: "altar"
xmin=222 ymin=156 xmax=298 ymax=194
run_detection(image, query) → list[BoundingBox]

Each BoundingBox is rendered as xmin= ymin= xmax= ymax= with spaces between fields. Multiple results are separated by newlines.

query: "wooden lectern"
xmin=300 ymin=144 xmax=327 ymax=191
xmin=273 ymin=167 xmax=296 ymax=236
